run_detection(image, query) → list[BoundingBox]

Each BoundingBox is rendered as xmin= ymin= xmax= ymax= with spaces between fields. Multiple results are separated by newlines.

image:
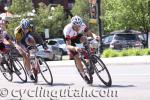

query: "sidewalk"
xmin=48 ymin=55 xmax=150 ymax=67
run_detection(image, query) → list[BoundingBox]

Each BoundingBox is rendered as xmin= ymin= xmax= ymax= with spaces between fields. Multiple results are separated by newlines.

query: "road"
xmin=0 ymin=62 xmax=150 ymax=100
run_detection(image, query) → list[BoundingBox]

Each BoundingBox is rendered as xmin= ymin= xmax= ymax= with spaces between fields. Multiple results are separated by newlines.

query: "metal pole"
xmin=96 ymin=0 xmax=102 ymax=54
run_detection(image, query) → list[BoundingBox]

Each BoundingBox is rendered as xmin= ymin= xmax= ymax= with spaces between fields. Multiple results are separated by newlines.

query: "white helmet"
xmin=71 ymin=15 xmax=83 ymax=26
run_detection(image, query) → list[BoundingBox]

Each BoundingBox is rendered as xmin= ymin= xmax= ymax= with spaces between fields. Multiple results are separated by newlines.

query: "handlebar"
xmin=27 ymin=42 xmax=48 ymax=50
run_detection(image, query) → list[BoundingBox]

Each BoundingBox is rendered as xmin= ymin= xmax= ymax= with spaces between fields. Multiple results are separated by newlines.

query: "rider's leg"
xmin=15 ymin=44 xmax=34 ymax=80
xmin=74 ymin=55 xmax=91 ymax=84
xmin=74 ymin=54 xmax=85 ymax=76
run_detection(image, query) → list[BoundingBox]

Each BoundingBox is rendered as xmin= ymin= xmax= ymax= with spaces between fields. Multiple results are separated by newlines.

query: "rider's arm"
xmin=25 ymin=34 xmax=36 ymax=46
xmin=83 ymin=25 xmax=100 ymax=40
xmin=85 ymin=30 xmax=98 ymax=39
xmin=66 ymin=40 xmax=76 ymax=52
xmin=4 ymin=32 xmax=16 ymax=47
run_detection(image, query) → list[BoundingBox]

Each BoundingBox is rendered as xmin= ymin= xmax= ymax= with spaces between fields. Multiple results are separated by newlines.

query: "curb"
xmin=48 ymin=56 xmax=150 ymax=67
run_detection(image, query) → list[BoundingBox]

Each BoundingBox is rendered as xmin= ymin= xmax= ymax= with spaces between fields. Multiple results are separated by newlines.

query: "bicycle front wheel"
xmin=92 ymin=55 xmax=112 ymax=87
xmin=13 ymin=59 xmax=27 ymax=82
xmin=38 ymin=57 xmax=53 ymax=85
xmin=0 ymin=63 xmax=13 ymax=81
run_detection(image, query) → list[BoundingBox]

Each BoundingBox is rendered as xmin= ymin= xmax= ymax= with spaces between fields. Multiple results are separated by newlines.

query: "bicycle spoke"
xmin=38 ymin=57 xmax=53 ymax=85
xmin=14 ymin=60 xmax=27 ymax=82
xmin=0 ymin=64 xmax=13 ymax=81
xmin=92 ymin=55 xmax=112 ymax=87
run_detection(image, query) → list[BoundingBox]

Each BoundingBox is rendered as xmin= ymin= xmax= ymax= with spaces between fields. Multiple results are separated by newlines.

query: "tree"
xmin=71 ymin=0 xmax=90 ymax=22
xmin=33 ymin=3 xmax=68 ymax=38
xmin=6 ymin=0 xmax=33 ymax=36
xmin=103 ymin=0 xmax=150 ymax=47
xmin=8 ymin=0 xmax=32 ymax=15
xmin=102 ymin=0 xmax=150 ymax=32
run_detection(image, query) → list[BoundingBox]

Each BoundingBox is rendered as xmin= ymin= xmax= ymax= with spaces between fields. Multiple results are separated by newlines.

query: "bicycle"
xmin=0 ymin=46 xmax=27 ymax=82
xmin=75 ymin=37 xmax=112 ymax=87
xmin=26 ymin=44 xmax=53 ymax=85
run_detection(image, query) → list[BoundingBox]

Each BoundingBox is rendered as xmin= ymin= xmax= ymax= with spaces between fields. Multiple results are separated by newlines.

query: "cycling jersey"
xmin=0 ymin=31 xmax=10 ymax=52
xmin=14 ymin=25 xmax=24 ymax=42
xmin=63 ymin=23 xmax=88 ymax=46
xmin=63 ymin=23 xmax=89 ymax=59
xmin=14 ymin=25 xmax=33 ymax=42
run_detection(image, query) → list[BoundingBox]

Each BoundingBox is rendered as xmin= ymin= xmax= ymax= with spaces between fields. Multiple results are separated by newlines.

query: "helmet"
xmin=20 ymin=19 xmax=30 ymax=30
xmin=71 ymin=15 xmax=83 ymax=26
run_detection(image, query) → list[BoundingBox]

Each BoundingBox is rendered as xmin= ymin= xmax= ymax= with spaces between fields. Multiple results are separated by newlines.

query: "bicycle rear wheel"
xmin=92 ymin=55 xmax=112 ymax=87
xmin=13 ymin=59 xmax=27 ymax=82
xmin=38 ymin=57 xmax=53 ymax=85
xmin=0 ymin=63 xmax=13 ymax=81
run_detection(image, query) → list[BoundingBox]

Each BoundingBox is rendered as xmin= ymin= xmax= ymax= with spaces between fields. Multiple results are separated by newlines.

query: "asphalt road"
xmin=0 ymin=63 xmax=150 ymax=100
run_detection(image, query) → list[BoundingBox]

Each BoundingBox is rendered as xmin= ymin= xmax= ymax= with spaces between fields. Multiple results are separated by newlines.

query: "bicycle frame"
xmin=2 ymin=49 xmax=17 ymax=73
xmin=27 ymin=44 xmax=53 ymax=85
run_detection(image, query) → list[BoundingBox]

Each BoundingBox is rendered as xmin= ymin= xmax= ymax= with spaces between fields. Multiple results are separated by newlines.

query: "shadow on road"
xmin=91 ymin=84 xmax=136 ymax=88
xmin=52 ymin=83 xmax=74 ymax=87
xmin=13 ymin=81 xmax=32 ymax=84
xmin=13 ymin=81 xmax=74 ymax=87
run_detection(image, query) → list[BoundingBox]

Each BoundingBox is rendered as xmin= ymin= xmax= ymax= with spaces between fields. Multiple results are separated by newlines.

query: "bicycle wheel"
xmin=75 ymin=59 xmax=93 ymax=84
xmin=91 ymin=55 xmax=112 ymax=87
xmin=38 ymin=57 xmax=53 ymax=85
xmin=13 ymin=59 xmax=27 ymax=82
xmin=0 ymin=63 xmax=13 ymax=81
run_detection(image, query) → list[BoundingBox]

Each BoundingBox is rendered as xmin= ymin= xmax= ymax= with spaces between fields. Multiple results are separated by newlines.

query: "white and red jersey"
xmin=63 ymin=23 xmax=88 ymax=41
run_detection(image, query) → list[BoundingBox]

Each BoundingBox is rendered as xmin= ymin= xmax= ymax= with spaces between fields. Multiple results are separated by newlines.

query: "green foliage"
xmin=102 ymin=49 xmax=118 ymax=58
xmin=71 ymin=0 xmax=99 ymax=35
xmin=33 ymin=3 xmax=68 ymax=37
xmin=119 ymin=49 xmax=129 ymax=57
xmin=102 ymin=0 xmax=150 ymax=32
xmin=142 ymin=48 xmax=150 ymax=55
xmin=6 ymin=18 xmax=21 ymax=37
xmin=132 ymin=49 xmax=142 ymax=56
xmin=5 ymin=0 xmax=150 ymax=38
xmin=33 ymin=3 xmax=51 ymax=32
xmin=6 ymin=0 xmax=32 ymax=36
xmin=102 ymin=48 xmax=150 ymax=58
xmin=6 ymin=2 xmax=68 ymax=38
xmin=71 ymin=0 xmax=90 ymax=22
xmin=8 ymin=0 xmax=32 ymax=15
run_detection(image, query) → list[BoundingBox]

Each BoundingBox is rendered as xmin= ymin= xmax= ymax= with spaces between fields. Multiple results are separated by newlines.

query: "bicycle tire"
xmin=91 ymin=55 xmax=112 ymax=87
xmin=75 ymin=59 xmax=93 ymax=84
xmin=13 ymin=59 xmax=27 ymax=82
xmin=38 ymin=57 xmax=53 ymax=85
xmin=0 ymin=63 xmax=13 ymax=81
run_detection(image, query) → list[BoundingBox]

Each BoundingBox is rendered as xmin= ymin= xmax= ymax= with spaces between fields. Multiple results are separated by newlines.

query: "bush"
xmin=102 ymin=48 xmax=150 ymax=58
xmin=142 ymin=49 xmax=150 ymax=55
xmin=102 ymin=49 xmax=119 ymax=57
xmin=119 ymin=49 xmax=129 ymax=57
xmin=131 ymin=49 xmax=141 ymax=56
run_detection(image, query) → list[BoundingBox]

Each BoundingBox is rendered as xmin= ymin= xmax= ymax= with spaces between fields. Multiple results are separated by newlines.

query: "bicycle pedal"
xmin=29 ymin=74 xmax=35 ymax=80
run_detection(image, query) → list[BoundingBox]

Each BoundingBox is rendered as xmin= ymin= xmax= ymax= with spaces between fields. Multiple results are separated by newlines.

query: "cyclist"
xmin=0 ymin=27 xmax=19 ymax=73
xmin=63 ymin=15 xmax=100 ymax=84
xmin=14 ymin=18 xmax=37 ymax=81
